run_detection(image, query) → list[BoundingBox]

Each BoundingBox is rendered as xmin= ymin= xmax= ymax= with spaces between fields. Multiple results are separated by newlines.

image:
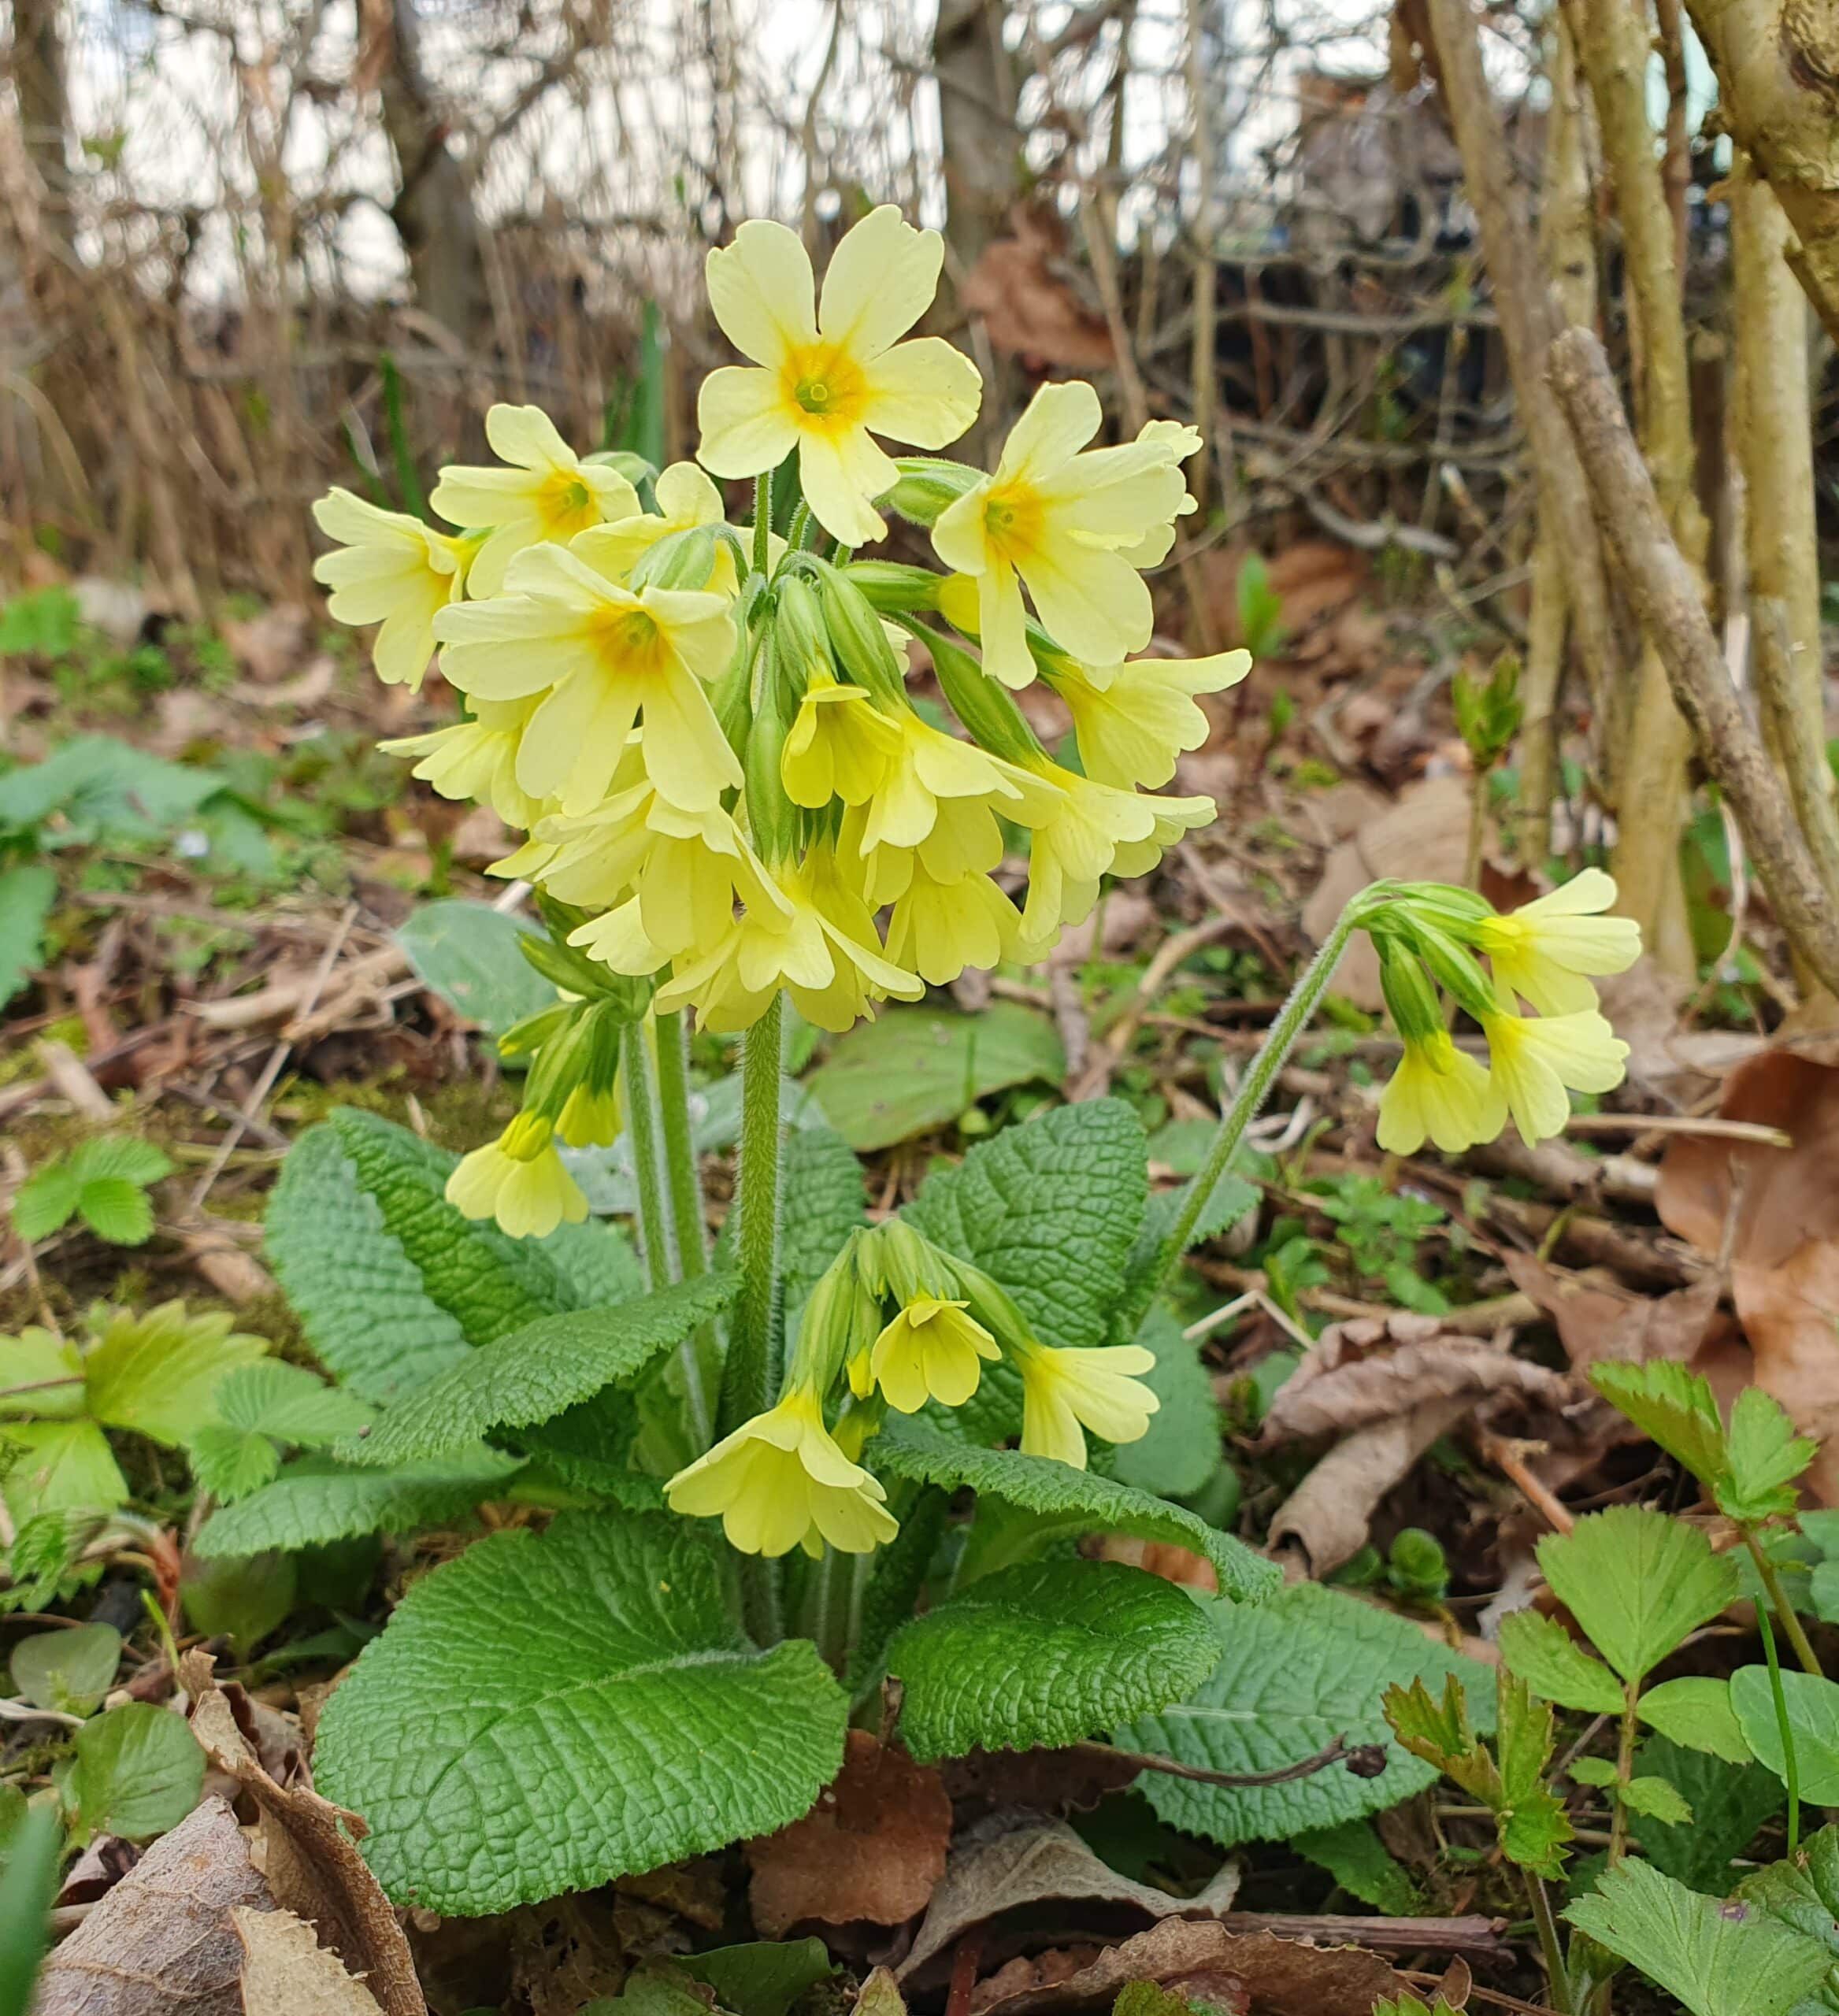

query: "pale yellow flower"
xmin=433 ymin=543 xmax=739 ymax=816
xmin=380 ymin=697 xmax=547 ymax=828
xmin=1481 ymin=1008 xmax=1630 ymax=1147
xmin=869 ymin=1297 xmax=1000 ymax=1413
xmin=931 ymin=384 xmax=1196 ymax=688
xmin=781 ymin=673 xmax=903 ymax=807
xmin=1472 ymin=869 xmax=1642 ymax=1015
xmin=445 ymin=1114 xmax=588 ymax=1240
xmin=884 ymin=862 xmax=1025 ymax=985
xmin=856 ymin=709 xmax=1028 ymax=856
xmin=1012 ymin=764 xmax=1209 ymax=949
xmin=570 ymin=461 xmax=733 ymax=587
xmin=696 ymin=206 xmax=982 ymax=547
xmin=1055 ymin=649 xmax=1251 ymax=789
xmin=665 ymin=1384 xmax=898 ymax=1557
xmin=311 ymin=487 xmax=468 ymax=691
xmin=1015 ymin=1343 xmax=1159 ymax=1469
xmin=428 ymin=406 xmax=640 ymax=595
xmin=1376 ymin=1031 xmax=1505 ymax=1155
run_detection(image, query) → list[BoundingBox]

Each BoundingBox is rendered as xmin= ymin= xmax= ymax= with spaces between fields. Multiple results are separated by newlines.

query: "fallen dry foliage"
xmin=236 ymin=1907 xmax=387 ymax=2016
xmin=1657 ymin=1048 xmax=1839 ymax=1500
xmin=746 ymin=1729 xmax=953 ymax=1937
xmin=961 ymin=214 xmax=1117 ymax=371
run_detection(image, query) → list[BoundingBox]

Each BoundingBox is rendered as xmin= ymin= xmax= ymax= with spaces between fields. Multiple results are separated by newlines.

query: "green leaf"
xmin=186 ymin=1425 xmax=281 ymax=1502
xmin=10 ymin=1621 xmax=120 ymax=1715
xmin=1620 ymin=1775 xmax=1693 ymax=1825
xmin=193 ymin=1451 xmax=524 ymax=1558
xmin=1633 ymin=1734 xmax=1783 ymax=1893
xmin=1110 ymin=1306 xmax=1222 ymax=1501
xmin=1537 ymin=1505 xmax=1739 ymax=1686
xmin=804 ymin=1001 xmax=1064 ymax=1150
xmin=0 ymin=1800 xmax=61 ymax=2016
xmin=846 ymin=1486 xmax=950 ymax=1701
xmin=67 ymin=1137 xmax=172 ymax=1188
xmin=1721 ymin=1388 xmax=1817 ymax=1523
xmin=1 ymin=1419 xmax=127 ymax=1522
xmin=1589 ymin=1361 xmax=1728 ymax=1487
xmin=346 ymin=1273 xmax=737 ymax=1468
xmin=314 ymin=1510 xmax=849 ymax=1914
xmin=9 ymin=1166 xmax=79 ymax=1243
xmin=1566 ymin=1858 xmax=1829 ymax=2016
xmin=776 ymin=1125 xmax=867 ymax=1307
xmin=1742 ymin=1821 xmax=1839 ymax=1956
xmin=1123 ymin=1173 xmax=1259 ymax=1313
xmin=679 ymin=1940 xmax=837 ymax=2016
xmin=1118 ymin=1583 xmax=1492 ymax=1845
xmin=180 ymin=1548 xmax=296 ymax=1653
xmin=1638 ymin=1677 xmax=1753 ymax=1764
xmin=871 ymin=1420 xmax=1275 ymax=1601
xmin=83 ymin=1303 xmax=267 ymax=1447
xmin=0 ymin=862 xmax=56 ymax=1011
xmin=1499 ymin=1608 xmax=1625 ymax=1715
xmin=73 ymin=1178 xmax=154 ymax=1246
xmin=1496 ymin=1672 xmax=1571 ymax=1877
xmin=0 ymin=1331 xmax=84 ymax=1418
xmin=1569 ymin=1757 xmax=1618 ymax=1788
xmin=887 ymin=1559 xmax=1219 ymax=1762
xmin=214 ymin=1360 xmax=375 ymax=1444
xmin=69 ymin=1701 xmax=206 ymax=1842
xmin=395 ymin=899 xmax=556 ymax=1038
xmin=1731 ymin=1666 xmax=1839 ymax=1802
xmin=265 ymin=1109 xmax=640 ymax=1403
xmin=906 ymin=1099 xmax=1148 ymax=1358
xmin=1291 ymin=1818 xmax=1422 ymax=1915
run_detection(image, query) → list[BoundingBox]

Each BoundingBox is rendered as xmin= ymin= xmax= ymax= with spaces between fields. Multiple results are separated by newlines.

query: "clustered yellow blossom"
xmin=664 ymin=1218 xmax=1160 ymax=1558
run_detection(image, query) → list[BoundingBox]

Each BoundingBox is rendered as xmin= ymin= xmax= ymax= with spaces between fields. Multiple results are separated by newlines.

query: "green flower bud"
xmin=1395 ymin=914 xmax=1503 ymax=1024
xmin=792 ymin=1233 xmax=883 ymax=1395
xmin=497 ymin=1001 xmax=574 ymax=1062
xmin=925 ymin=624 xmax=1045 ymax=768
xmin=743 ymin=632 xmax=799 ymax=865
xmin=629 ymin=524 xmax=718 ymax=592
xmin=774 ymin=574 xmax=832 ymax=688
xmin=1387 ymin=1526 xmax=1449 ymax=1602
xmin=1377 ymin=945 xmax=1443 ymax=1047
xmin=841 ymin=559 xmax=944 ymax=614
xmin=882 ymin=458 xmax=981 ymax=527
xmin=811 ymin=561 xmax=908 ymax=708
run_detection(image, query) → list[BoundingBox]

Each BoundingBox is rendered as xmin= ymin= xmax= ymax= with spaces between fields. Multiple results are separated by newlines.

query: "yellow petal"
xmin=706 ymin=220 xmax=818 ymax=368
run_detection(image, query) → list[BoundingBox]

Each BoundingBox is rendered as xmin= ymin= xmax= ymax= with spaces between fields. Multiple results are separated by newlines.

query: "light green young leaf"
xmin=1638 ymin=1677 xmax=1753 ymax=1765
xmin=1620 ymin=1775 xmax=1693 ymax=1825
xmin=67 ymin=1137 xmax=173 ymax=1188
xmin=69 ymin=1701 xmax=206 ymax=1843
xmin=0 ymin=1331 xmax=85 ymax=1418
xmin=1385 ymin=1673 xmax=1500 ymax=1805
xmin=1119 ymin=1583 xmax=1492 ymax=1845
xmin=1495 ymin=1671 xmax=1571 ymax=1877
xmin=193 ymin=1451 xmax=524 ymax=1558
xmin=9 ymin=1165 xmax=80 ymax=1243
xmin=73 ymin=1178 xmax=154 ymax=1247
xmin=1589 ymin=1362 xmax=1728 ymax=1491
xmin=1730 ymin=1667 xmax=1839 ymax=1802
xmin=1498 ymin=1608 xmax=1625 ymax=1715
xmin=1537 ymin=1505 xmax=1739 ymax=1686
xmin=679 ymin=1940 xmax=837 ymax=2016
xmin=11 ymin=1621 xmax=120 ymax=1715
xmin=346 ymin=1272 xmax=738 ymax=1468
xmin=1566 ymin=1858 xmax=1830 ymax=2016
xmin=0 ymin=860 xmax=57 ymax=1011
xmin=314 ymin=1510 xmax=849 ymax=1914
xmin=886 ymin=1559 xmax=1219 ymax=1762
xmin=1634 ymin=1735 xmax=1783 ymax=1894
xmin=1109 ymin=1306 xmax=1222 ymax=1501
xmin=266 ymin=1109 xmax=641 ymax=1405
xmin=214 ymin=1360 xmax=375 ymax=1444
xmin=1720 ymin=1388 xmax=1817 ymax=1524
xmin=870 ymin=1420 xmax=1274 ymax=1600
xmin=1 ymin=1418 xmax=128 ymax=1523
xmin=1569 ymin=1756 xmax=1618 ymax=1788
xmin=185 ymin=1424 xmax=281 ymax=1503
xmin=1290 ymin=1818 xmax=1421 ymax=1916
xmin=83 ymin=1303 xmax=267 ymax=1447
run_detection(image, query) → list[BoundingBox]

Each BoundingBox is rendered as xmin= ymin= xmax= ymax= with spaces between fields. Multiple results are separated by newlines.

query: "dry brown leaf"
xmin=937 ymin=1747 xmax=1144 ymax=1818
xmin=1300 ymin=775 xmax=1471 ymax=1009
xmin=961 ymin=215 xmax=1115 ymax=370
xmin=1594 ymin=961 xmax=1765 ymax=1104
xmin=898 ymin=1813 xmax=1240 ymax=1987
xmin=969 ymin=1916 xmax=1411 ymax=2016
xmin=234 ymin=1907 xmax=385 ymax=2015
xmin=747 ymin=1729 xmax=951 ymax=1938
xmin=36 ymin=1797 xmax=274 ymax=2016
xmin=1270 ymin=1395 xmax=1476 ymax=1573
xmin=1657 ymin=1050 xmax=1839 ymax=1500
xmin=181 ymin=1653 xmax=425 ymax=2016
xmin=1501 ymin=1253 xmax=1723 ymax=1376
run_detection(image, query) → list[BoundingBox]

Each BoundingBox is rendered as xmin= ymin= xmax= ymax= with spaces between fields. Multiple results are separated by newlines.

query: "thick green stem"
xmin=620 ymin=1021 xmax=671 ymax=1293
xmin=1759 ymin=1600 xmax=1801 ymax=1855
xmin=1128 ymin=902 xmax=1366 ymax=1322
xmin=1606 ymin=1680 xmax=1641 ymax=1866
xmin=653 ymin=1009 xmax=714 ymax=1451
xmin=1747 ymin=1529 xmax=1825 ymax=1677
xmin=753 ymin=471 xmax=773 ymax=578
xmin=806 ymin=1544 xmax=855 ymax=1675
xmin=1526 ymin=1870 xmax=1577 ymax=2016
xmin=785 ymin=500 xmax=812 ymax=554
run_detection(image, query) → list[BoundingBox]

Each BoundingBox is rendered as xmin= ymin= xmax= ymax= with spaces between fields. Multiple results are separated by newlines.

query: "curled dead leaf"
xmin=746 ymin=1729 xmax=952 ymax=1938
xmin=961 ymin=214 xmax=1115 ymax=371
xmin=234 ymin=1906 xmax=385 ymax=2015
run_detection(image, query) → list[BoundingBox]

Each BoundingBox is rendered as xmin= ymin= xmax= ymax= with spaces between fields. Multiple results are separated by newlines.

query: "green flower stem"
xmin=1606 ymin=1680 xmax=1641 ymax=1867
xmin=1759 ymin=1600 xmax=1801 ymax=1855
xmin=803 ymin=1544 xmax=855 ymax=1675
xmin=1525 ymin=1873 xmax=1577 ymax=2016
xmin=654 ymin=1008 xmax=714 ymax=1451
xmin=1130 ymin=898 xmax=1371 ymax=1321
xmin=753 ymin=472 xmax=773 ymax=578
xmin=722 ymin=991 xmax=786 ymax=1643
xmin=1745 ymin=1528 xmax=1825 ymax=1677
xmin=620 ymin=1021 xmax=671 ymax=1294
xmin=785 ymin=501 xmax=812 ymax=554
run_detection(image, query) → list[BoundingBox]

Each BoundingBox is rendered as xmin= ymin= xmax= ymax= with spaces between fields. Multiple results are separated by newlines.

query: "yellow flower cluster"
xmin=1372 ymin=869 xmax=1640 ymax=1156
xmin=312 ymin=204 xmax=1251 ymax=1040
xmin=663 ymin=1219 xmax=1158 ymax=1558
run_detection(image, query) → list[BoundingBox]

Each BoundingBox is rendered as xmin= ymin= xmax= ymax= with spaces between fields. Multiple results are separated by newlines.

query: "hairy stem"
xmin=1129 ymin=900 xmax=1366 ymax=1321
xmin=653 ymin=1008 xmax=714 ymax=1451
xmin=620 ymin=1021 xmax=671 ymax=1292
xmin=752 ymin=471 xmax=773 ymax=578
xmin=1526 ymin=1871 xmax=1576 ymax=2016
xmin=1606 ymin=1679 xmax=1641 ymax=1866
xmin=1759 ymin=1600 xmax=1802 ymax=1855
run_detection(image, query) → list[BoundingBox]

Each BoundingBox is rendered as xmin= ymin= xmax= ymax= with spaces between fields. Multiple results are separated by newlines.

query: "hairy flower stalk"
xmin=313 ymin=201 xmax=1642 ymax=1575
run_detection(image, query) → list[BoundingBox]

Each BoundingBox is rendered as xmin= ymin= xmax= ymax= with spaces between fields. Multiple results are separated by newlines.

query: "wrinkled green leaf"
xmin=1634 ymin=1735 xmax=1783 ymax=1893
xmin=193 ymin=1450 xmax=524 ymax=1558
xmin=1110 ymin=1306 xmax=1222 ymax=1501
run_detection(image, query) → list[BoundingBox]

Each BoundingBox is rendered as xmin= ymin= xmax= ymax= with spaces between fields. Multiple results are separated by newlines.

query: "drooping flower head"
xmin=445 ymin=1113 xmax=588 ymax=1241
xmin=1014 ymin=1341 xmax=1160 ymax=1470
xmin=1470 ymin=867 xmax=1642 ymax=1014
xmin=311 ymin=488 xmax=470 ymax=691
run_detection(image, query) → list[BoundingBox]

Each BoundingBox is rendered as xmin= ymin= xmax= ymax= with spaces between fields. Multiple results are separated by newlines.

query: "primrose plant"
xmin=295 ymin=205 xmax=1644 ymax=1914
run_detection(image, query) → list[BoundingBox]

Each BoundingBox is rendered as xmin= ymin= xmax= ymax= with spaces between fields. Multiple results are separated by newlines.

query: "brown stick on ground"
xmin=1546 ymin=327 xmax=1839 ymax=996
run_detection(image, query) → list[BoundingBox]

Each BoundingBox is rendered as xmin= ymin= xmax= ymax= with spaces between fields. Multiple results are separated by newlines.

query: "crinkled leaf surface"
xmin=1119 ymin=1583 xmax=1493 ymax=1844
xmin=886 ymin=1558 xmax=1218 ymax=1762
xmin=316 ymin=1510 xmax=849 ymax=1914
xmin=0 ymin=861 xmax=57 ymax=1010
xmin=1634 ymin=1735 xmax=1782 ymax=1893
xmin=215 ymin=1359 xmax=375 ymax=1443
xmin=1537 ymin=1506 xmax=1738 ymax=1686
xmin=193 ymin=1451 xmax=524 ymax=1557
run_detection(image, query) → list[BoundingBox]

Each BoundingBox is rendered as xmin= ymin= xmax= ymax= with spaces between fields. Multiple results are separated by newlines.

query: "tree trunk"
xmin=9 ymin=0 xmax=75 ymax=260
xmin=379 ymin=0 xmax=490 ymax=347
xmin=932 ymin=0 xmax=1018 ymax=284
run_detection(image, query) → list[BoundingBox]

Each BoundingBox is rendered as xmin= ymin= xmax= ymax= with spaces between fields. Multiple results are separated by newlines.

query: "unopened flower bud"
xmin=812 ymin=562 xmax=907 ymax=707
xmin=882 ymin=458 xmax=981 ymax=527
